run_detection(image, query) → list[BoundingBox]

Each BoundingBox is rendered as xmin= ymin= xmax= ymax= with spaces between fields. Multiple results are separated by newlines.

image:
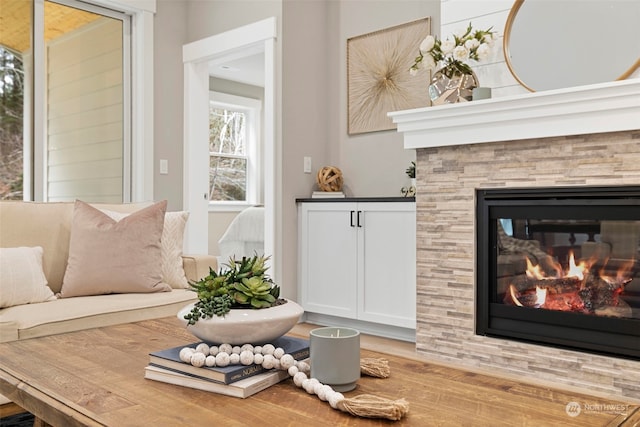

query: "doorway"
xmin=182 ymin=17 xmax=279 ymax=280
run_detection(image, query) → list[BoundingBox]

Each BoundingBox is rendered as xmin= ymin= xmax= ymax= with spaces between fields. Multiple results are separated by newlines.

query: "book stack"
xmin=145 ymin=335 xmax=309 ymax=398
xmin=312 ymin=191 xmax=345 ymax=198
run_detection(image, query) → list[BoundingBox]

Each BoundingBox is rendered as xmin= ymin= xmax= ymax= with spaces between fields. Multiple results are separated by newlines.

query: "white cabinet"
xmin=298 ymin=200 xmax=416 ymax=330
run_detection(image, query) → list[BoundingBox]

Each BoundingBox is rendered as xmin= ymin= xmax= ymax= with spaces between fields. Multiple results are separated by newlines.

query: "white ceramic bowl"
xmin=177 ymin=299 xmax=304 ymax=345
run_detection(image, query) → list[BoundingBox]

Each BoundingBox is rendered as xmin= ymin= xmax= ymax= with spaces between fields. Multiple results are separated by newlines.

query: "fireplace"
xmin=477 ymin=186 xmax=640 ymax=359
xmin=390 ymin=81 xmax=640 ymax=400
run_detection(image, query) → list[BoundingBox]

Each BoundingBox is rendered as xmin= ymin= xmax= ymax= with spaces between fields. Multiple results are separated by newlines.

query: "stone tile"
xmin=414 ymin=129 xmax=640 ymax=401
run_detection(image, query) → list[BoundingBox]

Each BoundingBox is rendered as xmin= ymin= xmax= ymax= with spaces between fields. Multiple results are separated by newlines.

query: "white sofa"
xmin=0 ymin=200 xmax=218 ymax=409
xmin=0 ymin=200 xmax=217 ymax=343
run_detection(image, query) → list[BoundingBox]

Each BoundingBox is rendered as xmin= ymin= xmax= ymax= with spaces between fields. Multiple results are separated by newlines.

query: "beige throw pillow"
xmin=100 ymin=209 xmax=190 ymax=289
xmin=59 ymin=200 xmax=172 ymax=298
xmin=0 ymin=246 xmax=56 ymax=308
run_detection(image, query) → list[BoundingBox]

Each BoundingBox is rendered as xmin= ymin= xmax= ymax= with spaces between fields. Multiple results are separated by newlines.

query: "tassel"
xmin=337 ymin=394 xmax=410 ymax=421
xmin=360 ymin=357 xmax=390 ymax=378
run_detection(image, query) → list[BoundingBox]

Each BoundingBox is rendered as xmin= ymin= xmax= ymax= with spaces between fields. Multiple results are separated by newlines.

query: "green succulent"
xmin=184 ymin=254 xmax=282 ymax=325
xmin=232 ymin=276 xmax=280 ymax=308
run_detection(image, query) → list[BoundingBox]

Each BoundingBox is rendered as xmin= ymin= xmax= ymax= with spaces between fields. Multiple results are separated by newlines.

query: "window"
xmin=208 ymin=92 xmax=261 ymax=208
xmin=0 ymin=0 xmax=131 ymax=202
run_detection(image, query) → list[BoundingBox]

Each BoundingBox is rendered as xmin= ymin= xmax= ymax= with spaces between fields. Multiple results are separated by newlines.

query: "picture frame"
xmin=347 ymin=17 xmax=431 ymax=135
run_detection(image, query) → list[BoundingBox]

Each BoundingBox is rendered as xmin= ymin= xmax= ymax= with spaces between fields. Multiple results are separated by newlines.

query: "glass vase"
xmin=428 ymin=67 xmax=479 ymax=106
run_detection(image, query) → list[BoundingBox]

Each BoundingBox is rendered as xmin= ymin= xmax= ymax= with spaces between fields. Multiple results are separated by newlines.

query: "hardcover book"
xmin=144 ymin=365 xmax=290 ymax=399
xmin=148 ymin=335 xmax=309 ymax=384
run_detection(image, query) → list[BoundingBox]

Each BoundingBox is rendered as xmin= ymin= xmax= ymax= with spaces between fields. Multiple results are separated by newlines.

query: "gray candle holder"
xmin=309 ymin=326 xmax=360 ymax=392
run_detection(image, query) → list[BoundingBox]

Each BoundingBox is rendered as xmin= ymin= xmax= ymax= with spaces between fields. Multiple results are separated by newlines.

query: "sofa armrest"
xmin=182 ymin=254 xmax=218 ymax=283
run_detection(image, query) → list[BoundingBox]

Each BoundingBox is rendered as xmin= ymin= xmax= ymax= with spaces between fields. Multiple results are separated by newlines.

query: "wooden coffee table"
xmin=0 ymin=317 xmax=638 ymax=426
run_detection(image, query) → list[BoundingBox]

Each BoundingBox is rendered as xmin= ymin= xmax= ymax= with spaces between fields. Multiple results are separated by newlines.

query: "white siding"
xmin=440 ymin=0 xmax=528 ymax=98
xmin=47 ymin=18 xmax=124 ymax=202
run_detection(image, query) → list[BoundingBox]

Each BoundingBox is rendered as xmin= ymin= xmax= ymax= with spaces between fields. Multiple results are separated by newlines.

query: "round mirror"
xmin=504 ymin=0 xmax=640 ymax=92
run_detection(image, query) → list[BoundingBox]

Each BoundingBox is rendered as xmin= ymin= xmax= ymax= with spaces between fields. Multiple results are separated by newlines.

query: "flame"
xmin=535 ymin=286 xmax=547 ymax=306
xmin=508 ymin=284 xmax=547 ymax=308
xmin=525 ymin=257 xmax=547 ymax=280
xmin=566 ymin=252 xmax=585 ymax=280
xmin=509 ymin=285 xmax=524 ymax=306
xmin=617 ymin=259 xmax=636 ymax=283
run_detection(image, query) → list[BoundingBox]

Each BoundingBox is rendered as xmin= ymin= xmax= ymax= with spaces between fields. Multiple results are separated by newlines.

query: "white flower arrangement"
xmin=410 ymin=23 xmax=497 ymax=78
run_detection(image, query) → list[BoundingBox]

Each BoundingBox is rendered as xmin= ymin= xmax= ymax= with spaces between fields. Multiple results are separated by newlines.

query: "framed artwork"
xmin=347 ymin=17 xmax=431 ymax=135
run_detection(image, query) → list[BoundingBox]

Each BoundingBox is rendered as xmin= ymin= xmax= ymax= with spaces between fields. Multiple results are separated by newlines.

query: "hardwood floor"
xmin=291 ymin=323 xmax=640 ymax=426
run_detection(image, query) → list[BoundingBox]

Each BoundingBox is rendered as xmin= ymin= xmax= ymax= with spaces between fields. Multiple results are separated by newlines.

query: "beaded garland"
xmin=178 ymin=342 xmax=345 ymax=409
xmin=177 ymin=341 xmax=409 ymax=420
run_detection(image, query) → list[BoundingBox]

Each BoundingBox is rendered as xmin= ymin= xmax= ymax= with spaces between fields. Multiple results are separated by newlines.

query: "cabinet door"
xmin=357 ymin=202 xmax=416 ymax=328
xmin=299 ymin=203 xmax=358 ymax=318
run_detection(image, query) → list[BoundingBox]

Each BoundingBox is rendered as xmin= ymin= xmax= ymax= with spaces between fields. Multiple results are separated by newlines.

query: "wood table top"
xmin=0 ymin=317 xmax=638 ymax=426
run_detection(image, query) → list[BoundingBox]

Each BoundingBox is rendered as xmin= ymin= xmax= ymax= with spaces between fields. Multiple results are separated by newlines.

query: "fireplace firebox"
xmin=476 ymin=186 xmax=640 ymax=360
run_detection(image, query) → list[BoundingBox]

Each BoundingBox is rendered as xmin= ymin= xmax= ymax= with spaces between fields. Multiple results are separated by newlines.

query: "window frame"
xmin=208 ymin=91 xmax=262 ymax=212
xmin=23 ymin=0 xmax=155 ymax=202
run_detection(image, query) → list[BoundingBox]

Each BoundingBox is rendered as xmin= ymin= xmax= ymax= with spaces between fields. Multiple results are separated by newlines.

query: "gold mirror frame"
xmin=503 ymin=0 xmax=640 ymax=92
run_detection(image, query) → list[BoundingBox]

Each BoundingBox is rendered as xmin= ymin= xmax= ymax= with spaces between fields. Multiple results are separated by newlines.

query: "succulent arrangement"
xmin=184 ymin=254 xmax=282 ymax=325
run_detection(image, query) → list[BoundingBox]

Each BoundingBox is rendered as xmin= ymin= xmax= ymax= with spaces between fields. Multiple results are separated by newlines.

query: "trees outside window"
xmin=208 ymin=92 xmax=261 ymax=206
xmin=0 ymin=47 xmax=24 ymax=200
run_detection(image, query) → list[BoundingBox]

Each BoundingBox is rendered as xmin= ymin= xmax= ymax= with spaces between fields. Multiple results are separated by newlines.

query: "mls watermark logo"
xmin=565 ymin=401 xmax=581 ymax=417
xmin=565 ymin=401 xmax=629 ymax=418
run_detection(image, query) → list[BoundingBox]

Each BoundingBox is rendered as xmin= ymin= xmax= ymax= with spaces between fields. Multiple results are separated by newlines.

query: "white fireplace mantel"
xmin=388 ymin=79 xmax=640 ymax=149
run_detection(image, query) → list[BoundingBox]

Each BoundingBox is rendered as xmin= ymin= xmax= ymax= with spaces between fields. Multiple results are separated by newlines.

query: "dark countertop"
xmin=296 ymin=196 xmax=415 ymax=203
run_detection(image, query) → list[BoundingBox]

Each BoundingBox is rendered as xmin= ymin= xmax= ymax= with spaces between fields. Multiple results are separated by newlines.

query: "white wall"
xmin=154 ymin=0 xmax=189 ymax=211
xmin=332 ymin=1 xmax=440 ymax=198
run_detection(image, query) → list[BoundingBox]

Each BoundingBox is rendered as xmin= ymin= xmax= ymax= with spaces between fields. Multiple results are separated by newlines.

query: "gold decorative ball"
xmin=316 ymin=166 xmax=343 ymax=192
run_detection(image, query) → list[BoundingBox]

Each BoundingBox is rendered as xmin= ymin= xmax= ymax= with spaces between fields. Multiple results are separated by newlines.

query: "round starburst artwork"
xmin=347 ymin=18 xmax=431 ymax=135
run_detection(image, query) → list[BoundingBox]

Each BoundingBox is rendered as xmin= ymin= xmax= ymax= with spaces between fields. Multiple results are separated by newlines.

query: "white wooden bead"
xmin=304 ymin=378 xmax=319 ymax=394
xmin=328 ymin=392 xmax=344 ymax=409
xmin=239 ymin=350 xmax=254 ymax=365
xmin=287 ymin=365 xmax=299 ymax=377
xmin=293 ymin=371 xmax=307 ymax=387
xmin=215 ymin=352 xmax=230 ymax=367
xmin=279 ymin=354 xmax=295 ymax=370
xmin=321 ymin=385 xmax=333 ymax=401
xmin=262 ymin=344 xmax=275 ymax=355
xmin=253 ymin=353 xmax=264 ymax=365
xmin=195 ymin=343 xmax=210 ymax=355
xmin=190 ymin=352 xmax=206 ymax=368
xmin=313 ymin=382 xmax=325 ymax=397
xmin=262 ymin=354 xmax=276 ymax=369
xmin=273 ymin=359 xmax=281 ymax=370
xmin=296 ymin=361 xmax=310 ymax=374
xmin=209 ymin=346 xmax=219 ymax=356
xmin=273 ymin=347 xmax=285 ymax=359
xmin=229 ymin=353 xmax=240 ymax=364
xmin=231 ymin=345 xmax=241 ymax=354
xmin=179 ymin=347 xmax=195 ymax=363
xmin=240 ymin=344 xmax=254 ymax=353
xmin=205 ymin=355 xmax=216 ymax=367
xmin=301 ymin=378 xmax=312 ymax=392
xmin=253 ymin=345 xmax=263 ymax=354
xmin=219 ymin=343 xmax=232 ymax=354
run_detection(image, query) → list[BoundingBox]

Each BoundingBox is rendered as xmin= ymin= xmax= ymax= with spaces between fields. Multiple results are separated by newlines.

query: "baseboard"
xmin=301 ymin=312 xmax=416 ymax=343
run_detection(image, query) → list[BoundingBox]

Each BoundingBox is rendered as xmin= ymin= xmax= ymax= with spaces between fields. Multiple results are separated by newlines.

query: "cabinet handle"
xmin=350 ymin=210 xmax=355 ymax=227
xmin=357 ymin=210 xmax=362 ymax=227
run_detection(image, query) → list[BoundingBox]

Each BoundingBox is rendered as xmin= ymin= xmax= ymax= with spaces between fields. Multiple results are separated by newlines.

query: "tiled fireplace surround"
xmin=390 ymin=80 xmax=640 ymax=402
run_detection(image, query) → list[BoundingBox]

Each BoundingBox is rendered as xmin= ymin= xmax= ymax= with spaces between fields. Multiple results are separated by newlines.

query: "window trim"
xmin=208 ymin=91 xmax=262 ymax=211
